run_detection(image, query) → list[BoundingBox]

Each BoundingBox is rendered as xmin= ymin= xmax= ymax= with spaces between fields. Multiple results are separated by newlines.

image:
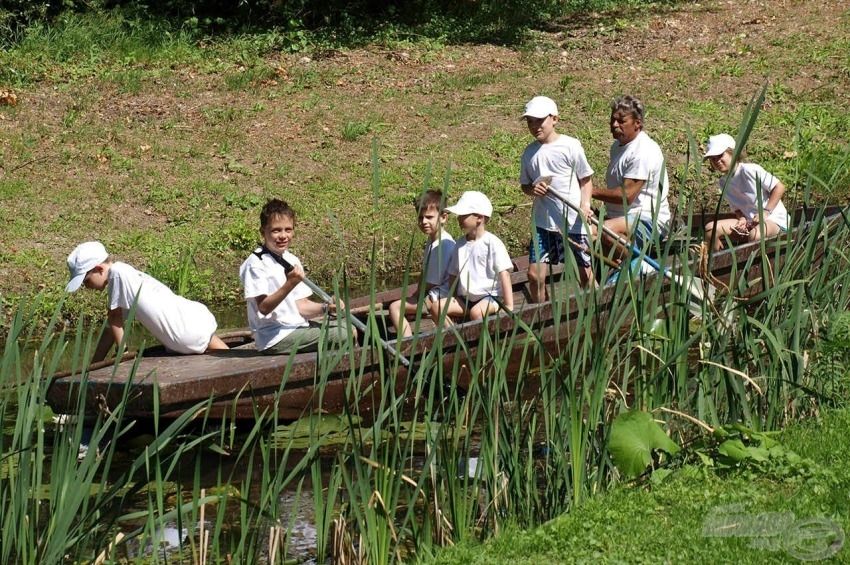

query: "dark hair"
xmin=260 ymin=198 xmax=296 ymax=228
xmin=414 ymin=189 xmax=445 ymax=214
xmin=610 ymin=95 xmax=645 ymax=124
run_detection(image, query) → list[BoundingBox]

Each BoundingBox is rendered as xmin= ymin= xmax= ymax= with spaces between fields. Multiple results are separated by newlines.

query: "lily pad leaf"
xmin=609 ymin=410 xmax=680 ymax=478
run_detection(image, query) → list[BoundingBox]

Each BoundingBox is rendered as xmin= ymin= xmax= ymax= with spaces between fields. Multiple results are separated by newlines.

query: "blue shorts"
xmin=621 ymin=212 xmax=664 ymax=252
xmin=528 ymin=227 xmax=591 ymax=268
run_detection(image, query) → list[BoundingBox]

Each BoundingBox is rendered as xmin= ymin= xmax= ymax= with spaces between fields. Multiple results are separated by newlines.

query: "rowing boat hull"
xmin=46 ymin=208 xmax=843 ymax=420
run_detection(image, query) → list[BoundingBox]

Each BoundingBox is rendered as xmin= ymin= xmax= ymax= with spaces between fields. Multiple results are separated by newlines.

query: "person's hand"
xmin=286 ymin=262 xmax=305 ymax=285
xmin=327 ymin=298 xmax=346 ymax=315
xmin=731 ymin=217 xmax=749 ymax=237
xmin=580 ymin=202 xmax=593 ymax=221
xmin=531 ymin=179 xmax=550 ymax=197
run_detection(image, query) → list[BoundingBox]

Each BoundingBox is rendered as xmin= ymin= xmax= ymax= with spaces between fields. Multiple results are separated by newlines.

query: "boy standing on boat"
xmin=703 ymin=133 xmax=789 ymax=251
xmin=520 ymin=95 xmax=595 ymax=301
xmin=432 ymin=191 xmax=514 ymax=324
xmin=65 ymin=241 xmax=229 ymax=362
xmin=389 ymin=190 xmax=456 ymax=338
xmin=240 ymin=199 xmax=353 ymax=354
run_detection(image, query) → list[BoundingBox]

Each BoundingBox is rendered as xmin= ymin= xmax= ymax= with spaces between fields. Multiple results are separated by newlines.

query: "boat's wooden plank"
xmin=46 ymin=208 xmax=844 ymax=420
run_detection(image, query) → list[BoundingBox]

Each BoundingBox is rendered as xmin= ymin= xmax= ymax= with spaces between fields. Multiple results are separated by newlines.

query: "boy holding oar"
xmin=239 ymin=198 xmax=354 ymax=354
xmin=520 ymin=95 xmax=595 ymax=301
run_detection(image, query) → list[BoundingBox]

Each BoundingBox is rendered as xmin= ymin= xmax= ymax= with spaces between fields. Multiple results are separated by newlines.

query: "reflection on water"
xmin=125 ymin=491 xmax=319 ymax=562
xmin=278 ymin=490 xmax=319 ymax=561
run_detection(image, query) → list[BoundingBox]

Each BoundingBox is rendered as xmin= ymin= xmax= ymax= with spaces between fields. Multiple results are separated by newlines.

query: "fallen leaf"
xmin=0 ymin=90 xmax=18 ymax=106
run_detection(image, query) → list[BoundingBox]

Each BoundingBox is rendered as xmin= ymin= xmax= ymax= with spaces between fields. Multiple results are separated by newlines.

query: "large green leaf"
xmin=609 ymin=411 xmax=680 ymax=478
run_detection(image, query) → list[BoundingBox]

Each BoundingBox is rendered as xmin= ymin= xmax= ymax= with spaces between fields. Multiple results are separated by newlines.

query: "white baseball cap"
xmin=704 ymin=133 xmax=736 ymax=158
xmin=66 ymin=241 xmax=108 ymax=292
xmin=522 ymin=96 xmax=558 ymax=119
xmin=446 ymin=191 xmax=493 ymax=218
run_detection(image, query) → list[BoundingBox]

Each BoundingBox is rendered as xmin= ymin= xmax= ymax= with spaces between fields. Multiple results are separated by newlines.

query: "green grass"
xmin=431 ymin=409 xmax=850 ymax=564
xmin=3 ymin=200 xmax=850 ymax=561
xmin=341 ymin=120 xmax=373 ymax=141
xmin=0 ymin=1 xmax=848 ymax=326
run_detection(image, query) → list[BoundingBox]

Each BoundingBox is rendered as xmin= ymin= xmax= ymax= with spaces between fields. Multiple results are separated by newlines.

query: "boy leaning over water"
xmin=389 ymin=189 xmax=456 ymax=337
xmin=239 ymin=198 xmax=354 ymax=354
xmin=65 ymin=241 xmax=229 ymax=362
xmin=433 ymin=191 xmax=514 ymax=324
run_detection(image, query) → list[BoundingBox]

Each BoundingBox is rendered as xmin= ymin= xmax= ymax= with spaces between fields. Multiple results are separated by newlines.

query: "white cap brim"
xmin=704 ymin=134 xmax=736 ymax=158
xmin=65 ymin=274 xmax=86 ymax=293
xmin=445 ymin=204 xmax=471 ymax=215
xmin=703 ymin=147 xmax=727 ymax=158
xmin=521 ymin=111 xmax=549 ymax=119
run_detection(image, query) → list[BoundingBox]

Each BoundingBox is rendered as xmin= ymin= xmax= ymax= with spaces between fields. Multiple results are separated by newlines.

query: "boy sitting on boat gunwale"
xmin=388 ymin=189 xmax=456 ymax=338
xmin=703 ymin=133 xmax=789 ymax=251
xmin=239 ymin=199 xmax=356 ymax=354
xmin=65 ymin=241 xmax=229 ymax=362
xmin=432 ymin=191 xmax=515 ymax=325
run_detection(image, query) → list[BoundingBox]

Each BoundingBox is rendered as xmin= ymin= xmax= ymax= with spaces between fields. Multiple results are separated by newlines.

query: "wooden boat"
xmin=47 ymin=207 xmax=845 ymax=420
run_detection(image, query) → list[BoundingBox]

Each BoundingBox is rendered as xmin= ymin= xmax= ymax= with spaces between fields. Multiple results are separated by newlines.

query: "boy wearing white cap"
xmin=520 ymin=95 xmax=595 ymax=301
xmin=703 ymin=133 xmax=788 ymax=251
xmin=65 ymin=241 xmax=228 ymax=362
xmin=432 ymin=191 xmax=514 ymax=324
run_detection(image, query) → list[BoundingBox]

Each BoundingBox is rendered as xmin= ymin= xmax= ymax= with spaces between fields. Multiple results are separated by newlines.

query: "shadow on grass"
xmin=3 ymin=0 xmax=694 ymax=50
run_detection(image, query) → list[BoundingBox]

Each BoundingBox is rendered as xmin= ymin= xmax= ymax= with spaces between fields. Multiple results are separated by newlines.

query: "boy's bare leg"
xmin=468 ymin=299 xmax=499 ymax=321
xmin=389 ymin=298 xmax=421 ymax=338
xmin=704 ymin=218 xmax=741 ymax=252
xmin=432 ymin=297 xmax=464 ymax=328
xmin=527 ymin=262 xmax=549 ymax=303
xmin=748 ymin=220 xmax=780 ymax=243
xmin=207 ymin=335 xmax=230 ymax=350
xmin=388 ymin=299 xmax=410 ymax=337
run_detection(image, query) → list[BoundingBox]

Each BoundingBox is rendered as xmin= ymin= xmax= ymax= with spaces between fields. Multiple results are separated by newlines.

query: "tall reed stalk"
xmin=4 ymin=100 xmax=850 ymax=563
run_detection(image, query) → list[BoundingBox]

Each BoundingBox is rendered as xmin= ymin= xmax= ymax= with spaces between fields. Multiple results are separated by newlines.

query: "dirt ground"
xmin=0 ymin=0 xmax=848 ymax=317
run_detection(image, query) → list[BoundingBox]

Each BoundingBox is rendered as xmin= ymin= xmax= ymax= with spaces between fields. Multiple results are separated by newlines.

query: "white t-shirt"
xmin=107 ymin=262 xmax=217 ymax=354
xmin=720 ymin=163 xmax=788 ymax=230
xmin=520 ymin=134 xmax=594 ymax=234
xmin=605 ymin=131 xmax=671 ymax=231
xmin=239 ymin=249 xmax=313 ymax=351
xmin=448 ymin=231 xmax=514 ymax=301
xmin=423 ymin=230 xmax=456 ymax=300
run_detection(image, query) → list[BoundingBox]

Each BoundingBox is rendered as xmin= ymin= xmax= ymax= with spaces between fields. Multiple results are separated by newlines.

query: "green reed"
xmin=4 ymin=129 xmax=850 ymax=563
xmin=3 ymin=199 xmax=849 ymax=562
xmin=312 ymin=190 xmax=850 ymax=562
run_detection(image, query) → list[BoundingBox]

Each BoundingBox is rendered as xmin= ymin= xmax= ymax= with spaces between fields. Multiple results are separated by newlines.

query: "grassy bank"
xmin=1 ymin=0 xmax=848 ymax=328
xmin=432 ymin=407 xmax=850 ymax=563
xmin=3 ymin=200 xmax=849 ymax=561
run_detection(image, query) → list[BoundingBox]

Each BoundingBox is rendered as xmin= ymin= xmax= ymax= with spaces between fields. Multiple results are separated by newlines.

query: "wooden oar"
xmin=257 ymin=247 xmax=411 ymax=368
xmin=546 ymin=190 xmax=714 ymax=314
